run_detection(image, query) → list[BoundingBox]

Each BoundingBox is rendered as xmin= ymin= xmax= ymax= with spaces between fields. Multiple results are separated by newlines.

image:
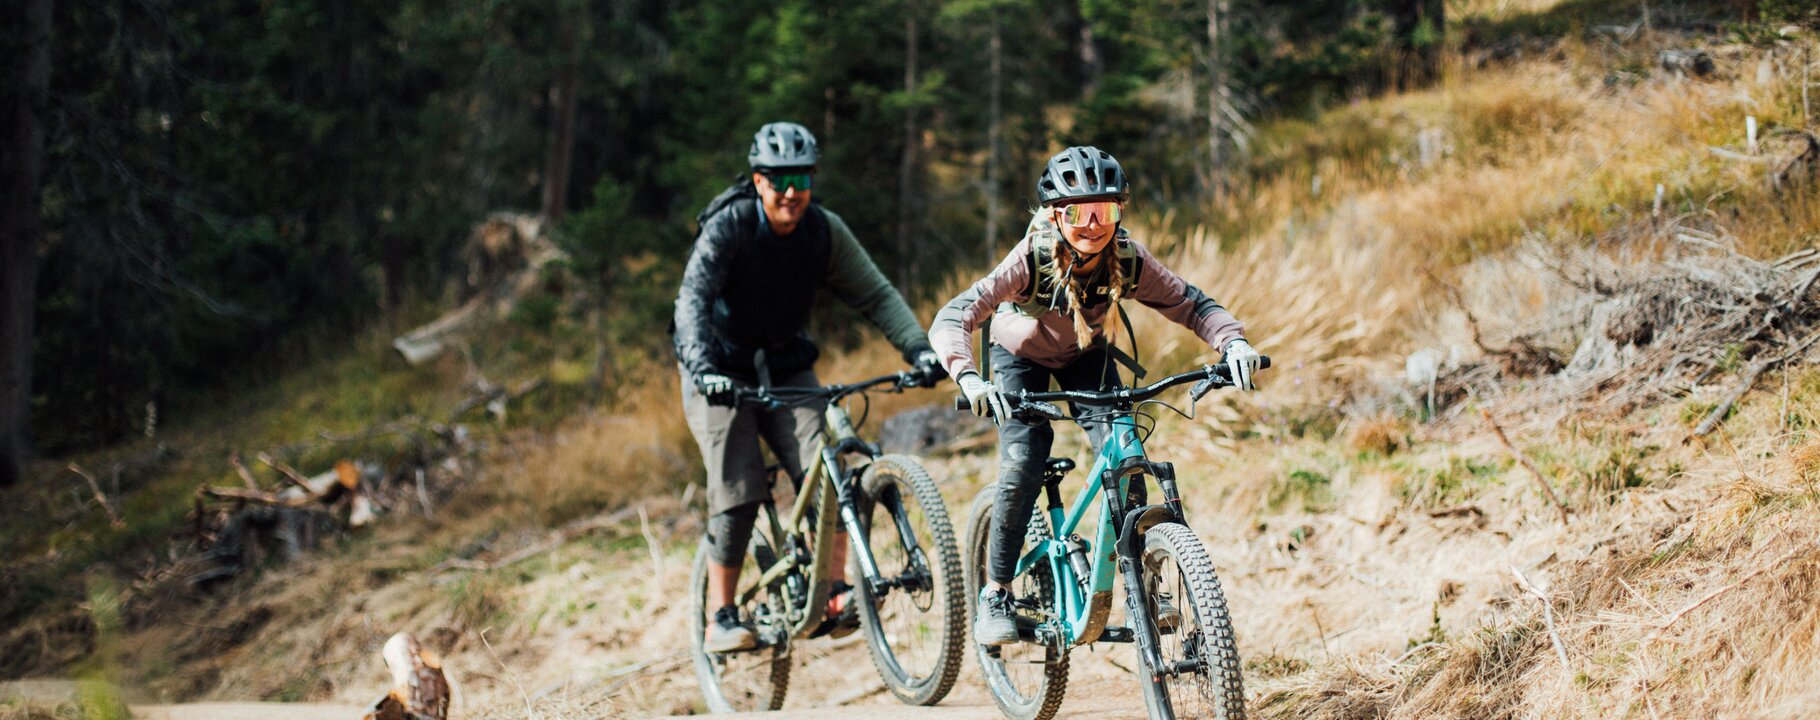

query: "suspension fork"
xmin=1113 ymin=475 xmax=1171 ymax=680
xmin=827 ymin=442 xmax=895 ymax=599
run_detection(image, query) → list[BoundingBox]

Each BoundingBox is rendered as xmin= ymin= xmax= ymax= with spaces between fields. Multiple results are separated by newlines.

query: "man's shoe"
xmin=704 ymin=605 xmax=758 ymax=653
xmin=1153 ymin=592 xmax=1183 ymax=634
xmin=974 ymin=587 xmax=1020 ymax=646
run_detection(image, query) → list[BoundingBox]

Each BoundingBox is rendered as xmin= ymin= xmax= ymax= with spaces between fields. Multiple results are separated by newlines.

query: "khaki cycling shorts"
xmin=679 ymin=366 xmax=825 ymax=516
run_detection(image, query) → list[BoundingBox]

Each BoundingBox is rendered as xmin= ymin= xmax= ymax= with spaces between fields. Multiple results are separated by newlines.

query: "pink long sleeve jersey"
xmin=928 ymin=220 xmax=1245 ymax=378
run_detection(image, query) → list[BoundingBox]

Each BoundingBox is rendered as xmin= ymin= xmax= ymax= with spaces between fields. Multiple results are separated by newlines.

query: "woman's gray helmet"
xmin=1036 ymin=146 xmax=1129 ymax=206
xmin=748 ymin=121 xmax=820 ymax=169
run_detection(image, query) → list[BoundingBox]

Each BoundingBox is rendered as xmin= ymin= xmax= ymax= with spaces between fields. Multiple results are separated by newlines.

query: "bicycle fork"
xmin=1114 ymin=466 xmax=1197 ymax=687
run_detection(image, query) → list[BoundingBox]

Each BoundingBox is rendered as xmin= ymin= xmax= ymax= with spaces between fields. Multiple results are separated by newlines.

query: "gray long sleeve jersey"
xmin=673 ymin=199 xmax=930 ymax=381
xmin=929 ymin=231 xmax=1245 ymax=378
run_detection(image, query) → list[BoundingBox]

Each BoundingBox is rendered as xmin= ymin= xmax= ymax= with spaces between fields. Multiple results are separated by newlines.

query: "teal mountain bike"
xmin=957 ymin=358 xmax=1269 ymax=720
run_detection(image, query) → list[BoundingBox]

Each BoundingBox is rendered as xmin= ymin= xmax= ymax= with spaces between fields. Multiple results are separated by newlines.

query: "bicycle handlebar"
xmin=951 ymin=356 xmax=1271 ymax=421
xmin=725 ymin=367 xmax=941 ymax=409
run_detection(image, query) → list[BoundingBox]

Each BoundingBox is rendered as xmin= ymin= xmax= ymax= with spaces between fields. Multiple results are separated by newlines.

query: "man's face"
xmin=1054 ymin=200 xmax=1121 ymax=257
xmin=754 ymin=169 xmax=813 ymax=233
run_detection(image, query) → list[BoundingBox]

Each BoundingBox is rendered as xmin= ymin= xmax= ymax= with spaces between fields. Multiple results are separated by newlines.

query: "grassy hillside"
xmin=6 ymin=1 xmax=1820 ymax=718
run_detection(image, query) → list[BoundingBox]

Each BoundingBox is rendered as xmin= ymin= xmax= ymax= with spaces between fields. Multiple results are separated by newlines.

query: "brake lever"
xmin=1189 ymin=377 xmax=1218 ymax=403
xmin=1019 ymin=399 xmax=1066 ymax=422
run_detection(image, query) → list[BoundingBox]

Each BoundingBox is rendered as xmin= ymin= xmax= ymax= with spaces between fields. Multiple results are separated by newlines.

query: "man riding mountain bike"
xmin=674 ymin=121 xmax=944 ymax=653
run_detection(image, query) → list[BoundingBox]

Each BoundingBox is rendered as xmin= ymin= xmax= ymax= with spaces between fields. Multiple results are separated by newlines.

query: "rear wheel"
xmin=689 ymin=529 xmax=792 ymax=713
xmin=854 ymin=455 xmax=966 ymax=705
xmin=964 ymin=484 xmax=1069 ymax=720
xmin=1137 ymin=523 xmax=1245 ymax=720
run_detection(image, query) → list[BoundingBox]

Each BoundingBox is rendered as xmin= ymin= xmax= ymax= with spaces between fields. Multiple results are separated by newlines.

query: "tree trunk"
xmin=1206 ymin=0 xmax=1229 ymax=197
xmin=1391 ymin=0 xmax=1445 ymax=88
xmin=984 ymin=14 xmax=1004 ymax=264
xmin=0 ymin=0 xmax=50 ymax=488
xmin=1077 ymin=5 xmax=1102 ymax=99
xmin=895 ymin=3 xmax=920 ymax=290
xmin=541 ymin=16 xmax=582 ymax=223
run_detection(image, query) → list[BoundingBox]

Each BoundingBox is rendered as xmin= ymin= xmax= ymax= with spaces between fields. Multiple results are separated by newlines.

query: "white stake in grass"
xmin=1747 ymin=115 xmax=1759 ymax=154
xmin=1654 ymin=184 xmax=1665 ymax=218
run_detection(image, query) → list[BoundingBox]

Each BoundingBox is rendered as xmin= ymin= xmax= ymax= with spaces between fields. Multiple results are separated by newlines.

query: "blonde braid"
xmin=1059 ymin=259 xmax=1094 ymax=349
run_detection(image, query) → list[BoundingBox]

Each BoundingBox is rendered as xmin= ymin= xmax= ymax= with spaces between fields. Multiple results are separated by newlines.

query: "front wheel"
xmin=964 ymin=484 xmax=1069 ymax=720
xmin=853 ymin=455 xmax=965 ymax=705
xmin=689 ymin=532 xmax=791 ymax=713
xmin=1136 ymin=522 xmax=1245 ymax=720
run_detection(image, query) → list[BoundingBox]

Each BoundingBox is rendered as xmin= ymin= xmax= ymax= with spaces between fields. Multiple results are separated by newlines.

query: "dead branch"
xmin=1709 ymin=146 xmax=1772 ymax=164
xmin=1509 ymin=565 xmax=1573 ymax=671
xmin=255 ymin=452 xmax=316 ymax=494
xmin=230 ymin=453 xmax=258 ymax=490
xmin=1692 ymin=328 xmax=1820 ymax=437
xmin=1480 ymin=409 xmax=1572 ymax=524
xmin=68 ymin=463 xmax=125 ymax=528
xmin=1425 ymin=268 xmax=1564 ymax=377
xmin=1652 ymin=546 xmax=1804 ymax=635
xmin=449 ymin=376 xmax=546 ymax=423
xmin=198 ymin=486 xmax=317 ymax=509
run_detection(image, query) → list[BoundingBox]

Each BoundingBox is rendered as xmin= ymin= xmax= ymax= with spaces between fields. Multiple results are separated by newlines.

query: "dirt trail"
xmin=0 ymin=681 xmax=364 ymax=720
xmin=712 ymin=677 xmax=1150 ymax=720
xmin=128 ymin=703 xmax=368 ymax=720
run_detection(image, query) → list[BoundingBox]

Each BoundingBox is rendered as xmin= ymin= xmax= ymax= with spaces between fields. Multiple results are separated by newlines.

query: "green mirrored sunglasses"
xmin=761 ymin=171 xmax=814 ymax=192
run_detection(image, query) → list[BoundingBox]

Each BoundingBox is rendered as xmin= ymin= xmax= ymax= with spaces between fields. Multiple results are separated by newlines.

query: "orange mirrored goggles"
xmin=1057 ymin=201 xmax=1122 ymax=228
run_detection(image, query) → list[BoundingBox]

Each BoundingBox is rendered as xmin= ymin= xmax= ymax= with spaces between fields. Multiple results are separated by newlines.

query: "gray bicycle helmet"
xmin=748 ymin=121 xmax=820 ymax=169
xmin=1036 ymin=146 xmax=1129 ymax=206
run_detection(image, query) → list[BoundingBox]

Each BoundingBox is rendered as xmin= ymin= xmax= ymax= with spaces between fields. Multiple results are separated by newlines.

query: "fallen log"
xmin=365 ymin=632 xmax=450 ymax=720
xmin=393 ymin=213 xmax=563 ymax=366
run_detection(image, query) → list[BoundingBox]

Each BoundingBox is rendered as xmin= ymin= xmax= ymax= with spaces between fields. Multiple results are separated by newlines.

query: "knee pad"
xmin=706 ymin=502 xmax=760 ymax=566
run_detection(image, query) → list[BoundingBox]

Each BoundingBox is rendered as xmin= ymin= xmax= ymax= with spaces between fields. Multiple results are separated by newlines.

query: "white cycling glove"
xmin=1223 ymin=339 xmax=1260 ymax=392
xmin=957 ymin=371 xmax=1009 ymax=424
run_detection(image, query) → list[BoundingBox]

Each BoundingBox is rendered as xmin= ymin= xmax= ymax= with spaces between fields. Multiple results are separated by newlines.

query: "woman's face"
xmin=1054 ymin=200 xmax=1120 ymax=257
xmin=754 ymin=170 xmax=813 ymax=234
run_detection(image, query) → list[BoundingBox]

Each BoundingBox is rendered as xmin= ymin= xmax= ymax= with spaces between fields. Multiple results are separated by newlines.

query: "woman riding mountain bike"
xmin=926 ymin=145 xmax=1262 ymax=648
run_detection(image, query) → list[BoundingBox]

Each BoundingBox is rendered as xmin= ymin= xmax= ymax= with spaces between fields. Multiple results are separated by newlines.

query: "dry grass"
xmin=1346 ymin=415 xmax=1410 ymax=457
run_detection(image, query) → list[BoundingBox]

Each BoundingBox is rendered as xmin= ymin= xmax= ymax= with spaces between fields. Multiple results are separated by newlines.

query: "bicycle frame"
xmin=1010 ymin=410 xmax=1129 ymax=646
xmin=735 ymin=398 xmax=912 ymax=641
xmin=1011 ymin=408 xmax=1188 ymax=651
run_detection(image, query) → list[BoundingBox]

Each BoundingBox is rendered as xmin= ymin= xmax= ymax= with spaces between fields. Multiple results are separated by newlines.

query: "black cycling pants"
xmin=986 ymin=345 xmax=1126 ymax=586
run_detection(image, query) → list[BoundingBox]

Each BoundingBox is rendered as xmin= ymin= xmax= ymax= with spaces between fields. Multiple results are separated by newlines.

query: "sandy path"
xmin=699 ymin=673 xmax=1154 ymax=719
xmin=128 ymin=703 xmax=370 ymax=720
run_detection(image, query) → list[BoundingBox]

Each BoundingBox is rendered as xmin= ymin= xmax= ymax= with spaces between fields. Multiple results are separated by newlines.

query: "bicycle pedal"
xmin=1097 ymin=625 xmax=1135 ymax=643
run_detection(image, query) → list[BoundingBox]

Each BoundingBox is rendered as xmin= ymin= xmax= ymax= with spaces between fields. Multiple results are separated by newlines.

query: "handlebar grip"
xmin=954 ymin=395 xmax=971 ymax=412
xmin=1260 ymin=355 xmax=1272 ymax=370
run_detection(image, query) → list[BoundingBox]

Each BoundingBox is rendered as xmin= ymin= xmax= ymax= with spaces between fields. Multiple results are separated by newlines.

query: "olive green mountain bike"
xmin=689 ymin=369 xmax=965 ymax=712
